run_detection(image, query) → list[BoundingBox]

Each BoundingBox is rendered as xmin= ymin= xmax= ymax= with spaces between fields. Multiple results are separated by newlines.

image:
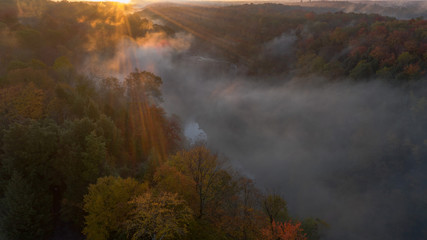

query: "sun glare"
xmin=111 ymin=0 xmax=131 ymax=3
xmin=64 ymin=0 xmax=132 ymax=4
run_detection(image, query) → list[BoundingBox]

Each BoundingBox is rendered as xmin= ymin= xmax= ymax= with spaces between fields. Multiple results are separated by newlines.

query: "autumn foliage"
xmin=14 ymin=1 xmax=427 ymax=239
xmin=262 ymin=221 xmax=308 ymax=240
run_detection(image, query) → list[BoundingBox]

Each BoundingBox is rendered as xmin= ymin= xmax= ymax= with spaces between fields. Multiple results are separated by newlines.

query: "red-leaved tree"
xmin=261 ymin=220 xmax=307 ymax=240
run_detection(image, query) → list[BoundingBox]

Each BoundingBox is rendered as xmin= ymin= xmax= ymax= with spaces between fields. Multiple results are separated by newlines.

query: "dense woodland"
xmin=0 ymin=1 xmax=426 ymax=240
xmin=0 ymin=1 xmax=325 ymax=240
xmin=144 ymin=3 xmax=427 ymax=78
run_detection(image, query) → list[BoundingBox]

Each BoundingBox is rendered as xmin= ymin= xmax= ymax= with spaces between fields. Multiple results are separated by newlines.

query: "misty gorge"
xmin=0 ymin=1 xmax=426 ymax=240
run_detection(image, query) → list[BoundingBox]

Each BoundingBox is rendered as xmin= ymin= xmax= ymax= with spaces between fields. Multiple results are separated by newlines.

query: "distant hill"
xmin=142 ymin=3 xmax=427 ymax=80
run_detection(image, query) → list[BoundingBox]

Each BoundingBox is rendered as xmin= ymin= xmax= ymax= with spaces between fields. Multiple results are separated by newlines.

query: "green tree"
xmin=59 ymin=118 xmax=107 ymax=225
xmin=81 ymin=131 xmax=107 ymax=183
xmin=95 ymin=114 xmax=124 ymax=162
xmin=16 ymin=28 xmax=42 ymax=50
xmin=397 ymin=51 xmax=417 ymax=67
xmin=53 ymin=56 xmax=74 ymax=82
xmin=349 ymin=60 xmax=374 ymax=80
xmin=263 ymin=193 xmax=289 ymax=226
xmin=2 ymin=120 xmax=59 ymax=188
xmin=301 ymin=218 xmax=328 ymax=240
xmin=0 ymin=120 xmax=60 ymax=238
xmin=0 ymin=172 xmax=53 ymax=240
xmin=187 ymin=221 xmax=231 ymax=240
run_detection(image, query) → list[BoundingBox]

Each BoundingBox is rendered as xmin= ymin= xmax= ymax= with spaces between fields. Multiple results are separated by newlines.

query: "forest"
xmin=143 ymin=3 xmax=427 ymax=78
xmin=0 ymin=0 xmax=426 ymax=240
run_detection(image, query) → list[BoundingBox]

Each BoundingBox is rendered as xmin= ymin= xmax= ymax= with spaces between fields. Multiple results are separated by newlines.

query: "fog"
xmin=85 ymin=28 xmax=427 ymax=239
xmin=289 ymin=1 xmax=427 ymax=19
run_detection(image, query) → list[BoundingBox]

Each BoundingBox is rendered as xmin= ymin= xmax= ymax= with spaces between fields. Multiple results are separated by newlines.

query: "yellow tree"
xmin=126 ymin=192 xmax=193 ymax=240
xmin=153 ymin=164 xmax=198 ymax=211
xmin=238 ymin=177 xmax=266 ymax=240
xmin=83 ymin=176 xmax=147 ymax=240
xmin=170 ymin=145 xmax=223 ymax=219
xmin=0 ymin=83 xmax=45 ymax=120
